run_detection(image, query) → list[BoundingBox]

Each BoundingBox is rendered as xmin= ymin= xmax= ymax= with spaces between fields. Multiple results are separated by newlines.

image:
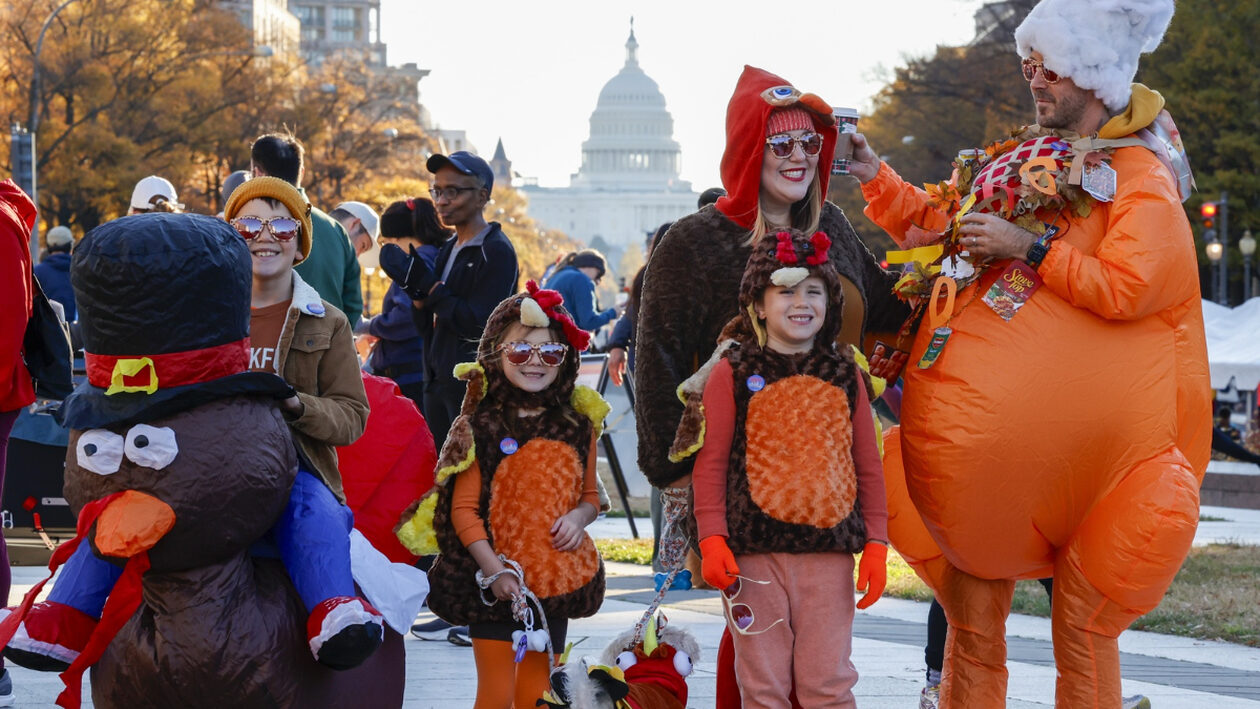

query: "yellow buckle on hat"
xmin=105 ymin=357 xmax=158 ymax=395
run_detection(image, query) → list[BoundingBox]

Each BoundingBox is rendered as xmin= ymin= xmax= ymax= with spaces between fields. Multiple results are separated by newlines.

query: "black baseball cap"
xmin=426 ymin=151 xmax=494 ymax=192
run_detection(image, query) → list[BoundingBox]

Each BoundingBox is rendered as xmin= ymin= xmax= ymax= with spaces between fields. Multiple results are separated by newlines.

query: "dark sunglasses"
xmin=501 ymin=341 xmax=568 ymax=367
xmin=765 ymin=132 xmax=824 ymax=159
xmin=1020 ymin=58 xmax=1061 ymax=84
xmin=230 ymin=216 xmax=301 ymax=242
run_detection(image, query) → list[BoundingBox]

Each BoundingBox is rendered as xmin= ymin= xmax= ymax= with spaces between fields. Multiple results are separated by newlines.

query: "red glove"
xmin=699 ymin=536 xmax=739 ymax=591
xmin=856 ymin=541 xmax=888 ymax=609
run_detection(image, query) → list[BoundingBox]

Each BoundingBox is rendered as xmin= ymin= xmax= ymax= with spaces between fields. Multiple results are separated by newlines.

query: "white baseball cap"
xmin=335 ymin=201 xmax=380 ymax=240
xmin=130 ymin=175 xmax=180 ymax=211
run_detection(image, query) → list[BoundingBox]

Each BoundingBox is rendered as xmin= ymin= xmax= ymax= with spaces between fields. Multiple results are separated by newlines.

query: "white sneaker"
xmin=1122 ymin=695 xmax=1151 ymax=709
xmin=919 ymin=684 xmax=940 ymax=709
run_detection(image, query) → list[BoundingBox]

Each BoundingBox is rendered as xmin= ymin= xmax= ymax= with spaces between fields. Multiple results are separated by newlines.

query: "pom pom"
xmin=806 ymin=231 xmax=831 ymax=265
xmin=774 ymin=231 xmax=798 ymax=264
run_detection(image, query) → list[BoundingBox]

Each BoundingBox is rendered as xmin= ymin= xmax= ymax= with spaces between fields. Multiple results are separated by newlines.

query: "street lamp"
xmin=1206 ymin=236 xmax=1223 ymax=303
xmin=1241 ymin=229 xmax=1256 ymax=301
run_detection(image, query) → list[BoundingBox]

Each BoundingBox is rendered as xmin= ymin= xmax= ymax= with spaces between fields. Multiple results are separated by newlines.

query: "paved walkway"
xmin=5 ymin=504 xmax=1259 ymax=707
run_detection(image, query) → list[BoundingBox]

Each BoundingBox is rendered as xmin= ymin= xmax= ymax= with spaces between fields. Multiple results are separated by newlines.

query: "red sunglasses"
xmin=230 ymin=216 xmax=301 ymax=242
xmin=501 ymin=341 xmax=568 ymax=367
xmin=765 ymin=132 xmax=824 ymax=159
xmin=1020 ymin=58 xmax=1061 ymax=84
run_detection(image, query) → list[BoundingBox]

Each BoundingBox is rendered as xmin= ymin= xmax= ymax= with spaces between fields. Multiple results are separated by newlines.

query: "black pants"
xmin=423 ymin=375 xmax=466 ymax=453
xmin=926 ymin=577 xmax=1054 ymax=674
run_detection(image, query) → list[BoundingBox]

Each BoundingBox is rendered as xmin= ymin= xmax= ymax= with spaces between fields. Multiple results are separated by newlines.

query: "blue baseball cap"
xmin=426 ymin=151 xmax=494 ymax=192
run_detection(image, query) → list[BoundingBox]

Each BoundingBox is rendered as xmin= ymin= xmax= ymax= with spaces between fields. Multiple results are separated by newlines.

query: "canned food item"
xmin=956 ymin=148 xmax=982 ymax=168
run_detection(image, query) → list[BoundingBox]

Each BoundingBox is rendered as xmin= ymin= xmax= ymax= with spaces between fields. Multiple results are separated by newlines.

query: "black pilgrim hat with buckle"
xmin=58 ymin=213 xmax=292 ymax=430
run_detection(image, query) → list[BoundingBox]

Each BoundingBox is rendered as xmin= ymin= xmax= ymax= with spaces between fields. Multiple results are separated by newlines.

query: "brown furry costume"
xmin=635 ymin=203 xmax=905 ymax=489
xmin=423 ymin=291 xmax=607 ymax=626
xmin=673 ymin=229 xmax=868 ymax=555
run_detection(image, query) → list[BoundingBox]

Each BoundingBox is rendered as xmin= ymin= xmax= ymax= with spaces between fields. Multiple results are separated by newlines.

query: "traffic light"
xmin=1201 ymin=201 xmax=1218 ymax=231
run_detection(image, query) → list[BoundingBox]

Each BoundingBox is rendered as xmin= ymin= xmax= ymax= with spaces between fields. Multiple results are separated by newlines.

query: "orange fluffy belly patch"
xmin=489 ymin=438 xmax=599 ymax=598
xmin=745 ymin=375 xmax=856 ymax=527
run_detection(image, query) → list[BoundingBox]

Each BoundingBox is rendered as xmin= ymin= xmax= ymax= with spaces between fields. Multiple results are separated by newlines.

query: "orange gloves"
xmin=699 ymin=536 xmax=739 ymax=591
xmin=856 ymin=541 xmax=888 ymax=609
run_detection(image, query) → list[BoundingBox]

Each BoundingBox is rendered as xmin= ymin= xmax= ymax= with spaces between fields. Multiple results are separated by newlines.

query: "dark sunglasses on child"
xmin=500 ymin=341 xmax=569 ymax=367
xmin=230 ymin=216 xmax=301 ymax=242
xmin=765 ymin=132 xmax=824 ymax=159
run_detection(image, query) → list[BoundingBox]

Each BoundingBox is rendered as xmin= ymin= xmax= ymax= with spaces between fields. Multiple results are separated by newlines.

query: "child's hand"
xmin=550 ymin=510 xmax=587 ymax=551
xmin=856 ymin=541 xmax=889 ymax=609
xmin=698 ymin=536 xmax=739 ymax=591
xmin=490 ymin=572 xmax=521 ymax=601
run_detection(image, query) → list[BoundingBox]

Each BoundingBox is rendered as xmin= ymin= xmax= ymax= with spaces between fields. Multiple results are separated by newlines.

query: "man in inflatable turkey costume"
xmin=848 ymin=0 xmax=1210 ymax=707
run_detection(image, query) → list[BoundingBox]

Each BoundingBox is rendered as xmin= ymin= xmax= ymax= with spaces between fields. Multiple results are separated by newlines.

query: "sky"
xmin=381 ymin=0 xmax=990 ymax=190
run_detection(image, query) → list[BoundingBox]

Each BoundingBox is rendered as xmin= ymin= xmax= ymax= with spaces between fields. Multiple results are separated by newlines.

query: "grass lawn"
xmin=595 ymin=538 xmax=1260 ymax=647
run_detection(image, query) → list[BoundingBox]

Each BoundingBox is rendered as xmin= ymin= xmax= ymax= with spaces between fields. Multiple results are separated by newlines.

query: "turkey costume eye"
xmin=124 ymin=424 xmax=178 ymax=470
xmin=614 ymin=650 xmax=637 ymax=671
xmin=76 ymin=430 xmax=125 ymax=475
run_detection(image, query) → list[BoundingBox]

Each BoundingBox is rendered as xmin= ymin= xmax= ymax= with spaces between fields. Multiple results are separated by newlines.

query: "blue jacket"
xmin=368 ymin=244 xmax=437 ymax=386
xmin=33 ymin=252 xmax=75 ymax=322
xmin=414 ymin=223 xmax=518 ymax=383
xmin=545 ymin=266 xmax=616 ymax=331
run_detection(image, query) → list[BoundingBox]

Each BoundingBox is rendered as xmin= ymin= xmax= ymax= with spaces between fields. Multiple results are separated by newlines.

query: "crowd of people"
xmin=0 ymin=0 xmax=1237 ymax=707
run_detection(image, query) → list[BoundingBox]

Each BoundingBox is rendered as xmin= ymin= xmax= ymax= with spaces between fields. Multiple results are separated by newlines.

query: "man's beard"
xmin=1034 ymin=90 xmax=1089 ymax=131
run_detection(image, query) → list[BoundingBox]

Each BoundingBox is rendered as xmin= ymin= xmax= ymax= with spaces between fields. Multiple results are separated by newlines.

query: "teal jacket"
xmin=294 ymin=200 xmax=362 ymax=327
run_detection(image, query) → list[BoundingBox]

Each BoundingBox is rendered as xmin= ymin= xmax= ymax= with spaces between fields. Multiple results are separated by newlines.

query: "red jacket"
xmin=1 ymin=180 xmax=36 ymax=413
xmin=337 ymin=373 xmax=436 ymax=563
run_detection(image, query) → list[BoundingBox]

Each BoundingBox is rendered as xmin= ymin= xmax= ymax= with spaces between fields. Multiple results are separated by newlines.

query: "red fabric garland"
xmin=774 ymin=231 xmax=798 ymax=265
xmin=806 ymin=231 xmax=831 ymax=266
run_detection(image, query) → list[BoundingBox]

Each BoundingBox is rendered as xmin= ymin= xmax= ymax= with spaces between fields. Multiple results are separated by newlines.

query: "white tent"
xmin=1201 ymin=297 xmax=1260 ymax=390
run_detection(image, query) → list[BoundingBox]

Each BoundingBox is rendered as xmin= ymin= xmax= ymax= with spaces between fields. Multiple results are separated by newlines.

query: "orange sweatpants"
xmin=471 ymin=638 xmax=552 ymax=709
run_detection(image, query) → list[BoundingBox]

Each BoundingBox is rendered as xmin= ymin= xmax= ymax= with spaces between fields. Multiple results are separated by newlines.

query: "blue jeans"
xmin=49 ymin=468 xmax=355 ymax=617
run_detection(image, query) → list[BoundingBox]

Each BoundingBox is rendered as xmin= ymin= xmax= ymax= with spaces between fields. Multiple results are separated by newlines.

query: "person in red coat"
xmin=0 ymin=179 xmax=38 ymax=705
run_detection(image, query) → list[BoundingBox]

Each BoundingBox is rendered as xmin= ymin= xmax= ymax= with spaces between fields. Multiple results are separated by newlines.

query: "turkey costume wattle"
xmin=862 ymin=1 xmax=1211 ymax=707
xmin=0 ymin=214 xmax=405 ymax=709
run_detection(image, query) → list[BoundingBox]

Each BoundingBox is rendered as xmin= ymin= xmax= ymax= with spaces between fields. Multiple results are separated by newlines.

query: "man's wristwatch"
xmin=1026 ymin=239 xmax=1049 ymax=268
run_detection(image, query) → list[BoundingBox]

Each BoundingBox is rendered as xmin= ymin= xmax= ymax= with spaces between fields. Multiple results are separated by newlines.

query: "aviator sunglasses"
xmin=500 ymin=341 xmax=569 ymax=367
xmin=765 ymin=132 xmax=824 ymax=159
xmin=1020 ymin=58 xmax=1061 ymax=84
xmin=230 ymin=216 xmax=301 ymax=242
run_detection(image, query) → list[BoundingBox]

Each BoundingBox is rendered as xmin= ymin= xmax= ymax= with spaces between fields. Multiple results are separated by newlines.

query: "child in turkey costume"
xmin=671 ymin=228 xmax=889 ymax=707
xmin=396 ymin=282 xmax=608 ymax=709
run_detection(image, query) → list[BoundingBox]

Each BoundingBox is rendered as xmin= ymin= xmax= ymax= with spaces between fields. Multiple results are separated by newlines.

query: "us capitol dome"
xmin=520 ymin=24 xmax=697 ymax=250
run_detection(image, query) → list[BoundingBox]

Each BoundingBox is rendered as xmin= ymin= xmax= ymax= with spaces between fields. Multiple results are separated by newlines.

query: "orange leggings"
xmin=471 ymin=638 xmax=552 ymax=709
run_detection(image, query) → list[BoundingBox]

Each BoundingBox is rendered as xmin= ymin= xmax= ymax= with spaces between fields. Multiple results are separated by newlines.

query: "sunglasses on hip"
xmin=721 ymin=574 xmax=785 ymax=635
xmin=765 ymin=132 xmax=824 ymax=159
xmin=230 ymin=216 xmax=301 ymax=242
xmin=1020 ymin=58 xmax=1061 ymax=84
xmin=500 ymin=341 xmax=569 ymax=367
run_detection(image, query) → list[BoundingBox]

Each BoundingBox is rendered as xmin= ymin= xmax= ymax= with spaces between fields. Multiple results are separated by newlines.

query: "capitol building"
xmin=520 ymin=28 xmax=697 ymax=249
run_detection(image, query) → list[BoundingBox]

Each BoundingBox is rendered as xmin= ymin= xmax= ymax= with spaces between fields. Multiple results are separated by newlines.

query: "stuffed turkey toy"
xmin=539 ymin=614 xmax=698 ymax=709
xmin=0 ymin=214 xmax=405 ymax=708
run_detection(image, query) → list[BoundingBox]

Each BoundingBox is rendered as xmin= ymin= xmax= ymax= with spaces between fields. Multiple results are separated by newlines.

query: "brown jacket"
xmin=274 ymin=272 xmax=369 ymax=502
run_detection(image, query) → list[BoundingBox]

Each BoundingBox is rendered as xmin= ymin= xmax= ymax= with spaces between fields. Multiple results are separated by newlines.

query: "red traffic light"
xmin=1201 ymin=202 xmax=1218 ymax=218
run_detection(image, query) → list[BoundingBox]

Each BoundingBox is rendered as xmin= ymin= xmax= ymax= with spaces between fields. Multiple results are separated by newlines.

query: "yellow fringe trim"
xmin=434 ymin=441 xmax=475 ymax=486
xmin=850 ymin=344 xmax=886 ymax=398
xmin=454 ymin=361 xmax=487 ymax=392
xmin=667 ymin=403 xmax=705 ymax=463
xmin=396 ymin=493 xmax=440 ymax=556
xmin=571 ymin=385 xmax=611 ymax=438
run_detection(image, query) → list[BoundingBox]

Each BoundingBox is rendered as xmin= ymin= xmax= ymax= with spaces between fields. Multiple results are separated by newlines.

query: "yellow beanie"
xmin=223 ymin=176 xmax=313 ymax=261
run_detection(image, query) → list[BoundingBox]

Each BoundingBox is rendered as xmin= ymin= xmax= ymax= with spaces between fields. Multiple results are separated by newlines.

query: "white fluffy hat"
xmin=1015 ymin=0 xmax=1175 ymax=112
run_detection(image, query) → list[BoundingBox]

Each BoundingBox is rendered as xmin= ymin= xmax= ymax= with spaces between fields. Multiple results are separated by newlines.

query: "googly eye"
xmin=76 ymin=430 xmax=125 ymax=476
xmin=673 ymin=650 xmax=693 ymax=677
xmin=124 ymin=424 xmax=178 ymax=470
xmin=614 ymin=650 xmax=637 ymax=671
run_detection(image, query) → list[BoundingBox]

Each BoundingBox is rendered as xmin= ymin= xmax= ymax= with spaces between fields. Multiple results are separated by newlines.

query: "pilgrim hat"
xmin=58 ymin=213 xmax=291 ymax=429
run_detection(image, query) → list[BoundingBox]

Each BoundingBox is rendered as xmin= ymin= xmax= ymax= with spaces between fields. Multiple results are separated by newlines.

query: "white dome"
xmin=574 ymin=28 xmax=687 ymax=190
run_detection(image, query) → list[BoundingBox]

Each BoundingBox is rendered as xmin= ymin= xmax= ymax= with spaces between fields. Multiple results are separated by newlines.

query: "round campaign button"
xmin=746 ymin=374 xmax=765 ymax=392
xmin=308 ymin=303 xmax=325 ymax=315
xmin=500 ymin=437 xmax=519 ymax=455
